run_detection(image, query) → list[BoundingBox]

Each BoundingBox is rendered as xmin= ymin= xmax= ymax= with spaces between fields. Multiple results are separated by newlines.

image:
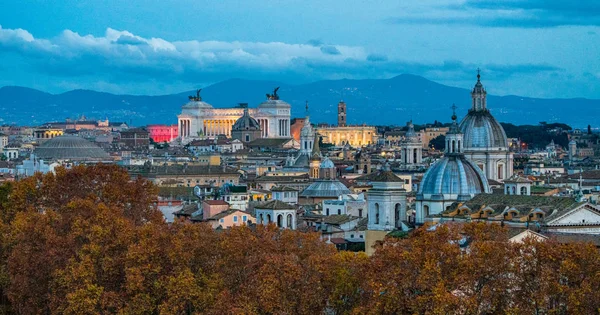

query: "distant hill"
xmin=1 ymin=74 xmax=598 ymax=127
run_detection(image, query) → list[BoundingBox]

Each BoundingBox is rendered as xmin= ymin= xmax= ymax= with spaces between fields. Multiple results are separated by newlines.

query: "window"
xmin=245 ymin=134 xmax=250 ymax=142
xmin=337 ymin=209 xmax=341 ymax=215
xmin=350 ymin=234 xmax=354 ymax=238
xmin=233 ymin=216 xmax=238 ymax=222
xmin=242 ymin=215 xmax=247 ymax=222
xmin=358 ymin=209 xmax=363 ymax=217
xmin=326 ymin=208 xmax=330 ymax=215
xmin=220 ymin=219 xmax=224 ymax=223
xmin=359 ymin=235 xmax=363 ymax=239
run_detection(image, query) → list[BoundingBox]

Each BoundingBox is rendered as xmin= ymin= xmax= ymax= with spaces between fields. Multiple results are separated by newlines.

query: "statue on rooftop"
xmin=266 ymin=87 xmax=280 ymax=100
xmin=188 ymin=89 xmax=202 ymax=101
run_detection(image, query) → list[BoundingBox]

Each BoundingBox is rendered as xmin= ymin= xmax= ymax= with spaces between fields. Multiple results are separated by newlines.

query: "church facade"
xmin=177 ymin=88 xmax=291 ymax=140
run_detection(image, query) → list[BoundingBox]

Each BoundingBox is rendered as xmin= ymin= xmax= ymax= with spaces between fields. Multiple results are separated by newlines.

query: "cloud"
xmin=386 ymin=0 xmax=600 ymax=28
xmin=0 ymin=26 xmax=564 ymax=94
xmin=320 ymin=45 xmax=341 ymax=55
xmin=306 ymin=39 xmax=322 ymax=47
xmin=367 ymin=54 xmax=388 ymax=62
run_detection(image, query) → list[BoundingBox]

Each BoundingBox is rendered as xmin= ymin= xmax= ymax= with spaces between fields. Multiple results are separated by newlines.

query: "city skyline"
xmin=0 ymin=0 xmax=598 ymax=99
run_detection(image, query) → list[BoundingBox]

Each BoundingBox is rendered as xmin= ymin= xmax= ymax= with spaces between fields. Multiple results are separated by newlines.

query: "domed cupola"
xmin=459 ymin=71 xmax=509 ymax=150
xmin=415 ymin=108 xmax=490 ymax=223
xmin=232 ymin=104 xmax=260 ymax=131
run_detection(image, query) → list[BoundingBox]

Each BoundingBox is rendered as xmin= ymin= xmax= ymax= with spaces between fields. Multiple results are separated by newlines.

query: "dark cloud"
xmin=367 ymin=53 xmax=387 ymax=62
xmin=306 ymin=39 xmax=322 ymax=47
xmin=387 ymin=0 xmax=600 ymax=28
xmin=320 ymin=45 xmax=341 ymax=55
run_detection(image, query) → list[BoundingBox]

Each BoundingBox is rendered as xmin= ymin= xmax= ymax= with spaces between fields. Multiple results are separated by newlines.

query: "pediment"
xmin=547 ymin=204 xmax=600 ymax=226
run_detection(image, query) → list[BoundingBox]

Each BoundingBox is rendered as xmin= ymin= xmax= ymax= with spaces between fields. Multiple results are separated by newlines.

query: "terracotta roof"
xmin=356 ymin=170 xmax=404 ymax=183
xmin=207 ymin=209 xmax=249 ymax=220
xmin=203 ymin=200 xmax=229 ymax=206
xmin=255 ymin=200 xmax=295 ymax=210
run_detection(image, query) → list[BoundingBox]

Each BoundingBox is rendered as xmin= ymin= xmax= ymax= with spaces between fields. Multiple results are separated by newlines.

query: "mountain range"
xmin=1 ymin=74 xmax=598 ymax=128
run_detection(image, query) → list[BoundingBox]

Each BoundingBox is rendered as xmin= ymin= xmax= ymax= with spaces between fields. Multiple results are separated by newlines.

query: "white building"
xmin=177 ymin=88 xmax=291 ymax=140
xmin=322 ymin=193 xmax=367 ymax=218
xmin=366 ymin=164 xmax=408 ymax=231
xmin=255 ymin=200 xmax=297 ymax=229
xmin=400 ymin=121 xmax=423 ymax=166
xmin=271 ymin=186 xmax=299 ymax=205
xmin=459 ymin=72 xmax=514 ymax=181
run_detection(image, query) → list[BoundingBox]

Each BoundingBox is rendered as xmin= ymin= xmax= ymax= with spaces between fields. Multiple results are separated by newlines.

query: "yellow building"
xmin=34 ymin=127 xmax=64 ymax=142
xmin=316 ymin=126 xmax=377 ymax=147
xmin=418 ymin=127 xmax=449 ymax=148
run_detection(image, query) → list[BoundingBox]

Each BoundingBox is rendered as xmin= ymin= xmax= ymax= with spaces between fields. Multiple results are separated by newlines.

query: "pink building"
xmin=147 ymin=124 xmax=178 ymax=143
xmin=206 ymin=209 xmax=254 ymax=229
xmin=202 ymin=200 xmax=230 ymax=220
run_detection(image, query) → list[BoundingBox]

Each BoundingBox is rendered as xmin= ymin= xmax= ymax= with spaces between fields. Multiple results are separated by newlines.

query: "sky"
xmin=0 ymin=0 xmax=598 ymax=98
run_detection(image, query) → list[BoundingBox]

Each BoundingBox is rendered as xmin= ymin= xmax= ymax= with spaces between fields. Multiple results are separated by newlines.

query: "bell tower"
xmin=338 ymin=100 xmax=347 ymax=127
xmin=471 ymin=69 xmax=487 ymax=112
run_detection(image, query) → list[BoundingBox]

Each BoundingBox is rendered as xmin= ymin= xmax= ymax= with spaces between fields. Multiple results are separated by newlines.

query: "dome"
xmin=34 ymin=136 xmax=110 ymax=161
xmin=459 ymin=110 xmax=508 ymax=150
xmin=403 ymin=121 xmax=419 ymax=143
xmin=418 ymin=155 xmax=489 ymax=201
xmin=300 ymin=180 xmax=351 ymax=198
xmin=182 ymin=100 xmax=213 ymax=109
xmin=232 ymin=108 xmax=260 ymax=131
xmin=320 ymin=157 xmax=335 ymax=169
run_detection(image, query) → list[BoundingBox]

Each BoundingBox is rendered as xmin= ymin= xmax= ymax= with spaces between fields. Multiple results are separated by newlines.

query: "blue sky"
xmin=0 ymin=0 xmax=598 ymax=98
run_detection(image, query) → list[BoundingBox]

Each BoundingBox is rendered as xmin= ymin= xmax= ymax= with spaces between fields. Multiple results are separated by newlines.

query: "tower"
xmin=569 ymin=140 xmax=577 ymax=160
xmin=400 ymin=121 xmax=422 ymax=165
xmin=367 ymin=163 xmax=407 ymax=232
xmin=445 ymin=105 xmax=463 ymax=154
xmin=471 ymin=68 xmax=487 ymax=111
xmin=338 ymin=100 xmax=347 ymax=127
xmin=357 ymin=150 xmax=371 ymax=174
xmin=309 ymin=133 xmax=321 ymax=179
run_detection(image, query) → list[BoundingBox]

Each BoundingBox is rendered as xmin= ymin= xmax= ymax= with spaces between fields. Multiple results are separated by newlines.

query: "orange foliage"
xmin=0 ymin=166 xmax=599 ymax=313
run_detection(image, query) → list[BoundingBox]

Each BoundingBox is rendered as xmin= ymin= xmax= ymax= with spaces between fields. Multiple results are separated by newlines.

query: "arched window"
xmin=266 ymin=214 xmax=271 ymax=223
xmin=374 ymin=203 xmax=380 ymax=224
xmin=287 ymin=214 xmax=293 ymax=229
xmin=512 ymin=187 xmax=516 ymax=195
xmin=423 ymin=205 xmax=430 ymax=216
xmin=277 ymin=214 xmax=283 ymax=228
xmin=452 ymin=140 xmax=456 ymax=153
xmin=260 ymin=213 xmax=264 ymax=224
xmin=520 ymin=186 xmax=527 ymax=195
xmin=326 ymin=208 xmax=330 ymax=216
xmin=395 ymin=203 xmax=402 ymax=228
xmin=457 ymin=140 xmax=461 ymax=152
xmin=337 ymin=209 xmax=341 ymax=215
xmin=498 ymin=164 xmax=504 ymax=180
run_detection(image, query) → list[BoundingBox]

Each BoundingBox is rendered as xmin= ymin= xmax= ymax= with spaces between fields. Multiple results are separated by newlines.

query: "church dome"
xmin=320 ymin=157 xmax=335 ymax=169
xmin=232 ymin=108 xmax=260 ymax=131
xmin=34 ymin=136 xmax=111 ymax=161
xmin=459 ymin=111 xmax=508 ymax=150
xmin=418 ymin=155 xmax=489 ymax=201
xmin=300 ymin=180 xmax=351 ymax=198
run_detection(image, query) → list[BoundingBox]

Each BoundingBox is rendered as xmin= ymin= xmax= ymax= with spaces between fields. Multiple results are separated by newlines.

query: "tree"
xmin=429 ymin=134 xmax=446 ymax=151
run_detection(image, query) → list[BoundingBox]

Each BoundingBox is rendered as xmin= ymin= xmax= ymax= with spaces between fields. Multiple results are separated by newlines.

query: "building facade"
xmin=317 ymin=125 xmax=377 ymax=147
xmin=147 ymin=124 xmax=178 ymax=143
xmin=177 ymin=89 xmax=290 ymax=140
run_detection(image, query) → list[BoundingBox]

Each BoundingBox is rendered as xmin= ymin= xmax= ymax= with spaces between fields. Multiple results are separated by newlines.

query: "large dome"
xmin=300 ymin=180 xmax=351 ymax=198
xmin=232 ymin=111 xmax=260 ymax=131
xmin=418 ymin=155 xmax=489 ymax=201
xmin=459 ymin=110 xmax=508 ymax=150
xmin=34 ymin=136 xmax=111 ymax=161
